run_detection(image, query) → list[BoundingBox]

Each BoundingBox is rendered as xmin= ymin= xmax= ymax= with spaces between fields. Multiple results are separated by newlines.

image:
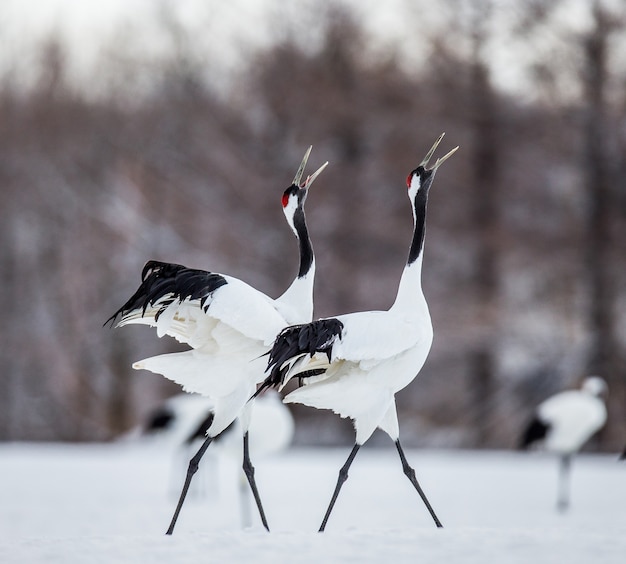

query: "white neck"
xmin=274 ymin=260 xmax=315 ymax=324
xmin=390 ymin=254 xmax=428 ymax=318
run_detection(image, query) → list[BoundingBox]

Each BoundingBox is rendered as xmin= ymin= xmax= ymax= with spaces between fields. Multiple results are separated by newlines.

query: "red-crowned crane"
xmin=106 ymin=147 xmax=327 ymax=534
xmin=256 ymin=134 xmax=457 ymax=531
xmin=519 ymin=376 xmax=608 ymax=511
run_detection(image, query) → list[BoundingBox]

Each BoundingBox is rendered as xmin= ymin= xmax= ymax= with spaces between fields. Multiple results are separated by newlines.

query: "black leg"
xmin=395 ymin=440 xmax=443 ymax=528
xmin=319 ymin=444 xmax=360 ymax=532
xmin=166 ymin=435 xmax=214 ymax=535
xmin=557 ymin=454 xmax=572 ymax=512
xmin=241 ymin=431 xmax=270 ymax=531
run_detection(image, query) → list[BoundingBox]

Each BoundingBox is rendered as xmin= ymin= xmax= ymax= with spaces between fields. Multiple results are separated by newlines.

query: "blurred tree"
xmin=580 ymin=0 xmax=625 ymax=449
xmin=465 ymin=0 xmax=502 ymax=447
xmin=0 ymin=0 xmax=624 ymax=449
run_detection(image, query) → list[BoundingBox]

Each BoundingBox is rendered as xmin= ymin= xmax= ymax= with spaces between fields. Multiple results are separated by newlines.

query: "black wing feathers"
xmin=106 ymin=260 xmax=228 ymax=326
xmin=518 ymin=416 xmax=550 ymax=450
xmin=184 ymin=412 xmax=236 ymax=445
xmin=143 ymin=406 xmax=175 ymax=434
xmin=254 ymin=318 xmax=343 ymax=398
xmin=184 ymin=411 xmax=215 ymax=445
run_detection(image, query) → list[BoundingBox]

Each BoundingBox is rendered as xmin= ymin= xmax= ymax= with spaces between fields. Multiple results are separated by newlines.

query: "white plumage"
xmin=138 ymin=392 xmax=295 ymax=456
xmin=283 ymin=310 xmax=433 ymax=445
xmin=108 ymin=147 xmax=326 ymax=533
xmin=536 ymin=378 xmax=607 ymax=454
xmin=259 ymin=134 xmax=458 ymax=531
xmin=519 ymin=376 xmax=608 ymax=511
xmin=520 ymin=376 xmax=608 ymax=454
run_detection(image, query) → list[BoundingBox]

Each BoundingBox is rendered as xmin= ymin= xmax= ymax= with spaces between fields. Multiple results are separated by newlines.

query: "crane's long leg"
xmin=319 ymin=444 xmax=360 ymax=532
xmin=395 ymin=440 xmax=443 ymax=528
xmin=241 ymin=431 xmax=270 ymax=531
xmin=166 ymin=435 xmax=214 ymax=535
xmin=557 ymin=454 xmax=572 ymax=512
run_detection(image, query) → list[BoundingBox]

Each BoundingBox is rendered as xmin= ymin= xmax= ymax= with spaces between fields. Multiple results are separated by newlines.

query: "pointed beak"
xmin=419 ymin=133 xmax=446 ymax=168
xmin=293 ymin=146 xmax=313 ymax=186
xmin=419 ymin=133 xmax=458 ymax=171
xmin=302 ymin=160 xmax=329 ymax=189
xmin=431 ymin=145 xmax=459 ymax=170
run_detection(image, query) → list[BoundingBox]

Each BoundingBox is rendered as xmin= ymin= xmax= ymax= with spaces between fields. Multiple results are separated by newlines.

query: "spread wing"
xmin=107 ymin=260 xmax=288 ymax=349
xmin=259 ymin=310 xmax=428 ymax=394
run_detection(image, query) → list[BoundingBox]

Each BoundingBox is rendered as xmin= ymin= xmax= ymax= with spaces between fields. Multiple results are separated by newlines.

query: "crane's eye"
xmin=281 ymin=192 xmax=290 ymax=207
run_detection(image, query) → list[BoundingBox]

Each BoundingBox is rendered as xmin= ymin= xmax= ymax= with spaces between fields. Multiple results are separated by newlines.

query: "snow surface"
xmin=0 ymin=443 xmax=624 ymax=563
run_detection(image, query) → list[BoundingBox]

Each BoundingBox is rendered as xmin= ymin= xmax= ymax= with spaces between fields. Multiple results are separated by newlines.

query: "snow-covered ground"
xmin=0 ymin=442 xmax=623 ymax=563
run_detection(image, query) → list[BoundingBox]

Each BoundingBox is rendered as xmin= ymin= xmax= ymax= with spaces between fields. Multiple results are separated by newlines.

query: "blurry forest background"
xmin=0 ymin=0 xmax=625 ymax=450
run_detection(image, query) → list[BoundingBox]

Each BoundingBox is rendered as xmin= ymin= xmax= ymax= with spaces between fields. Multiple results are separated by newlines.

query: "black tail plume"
xmin=253 ymin=318 xmax=344 ymax=399
xmin=518 ymin=417 xmax=549 ymax=450
xmin=105 ymin=260 xmax=227 ymax=327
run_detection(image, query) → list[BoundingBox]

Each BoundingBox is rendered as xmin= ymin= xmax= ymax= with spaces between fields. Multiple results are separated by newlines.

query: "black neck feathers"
xmin=407 ymin=184 xmax=429 ymax=266
xmin=293 ymin=206 xmax=314 ymax=278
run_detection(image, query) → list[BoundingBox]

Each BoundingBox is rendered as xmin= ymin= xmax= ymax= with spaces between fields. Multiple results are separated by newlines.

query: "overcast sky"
xmin=0 ymin=0 xmax=601 ymax=99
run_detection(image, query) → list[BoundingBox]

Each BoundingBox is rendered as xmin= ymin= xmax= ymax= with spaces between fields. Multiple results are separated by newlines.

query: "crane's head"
xmin=581 ymin=376 xmax=608 ymax=398
xmin=282 ymin=146 xmax=328 ymax=219
xmin=406 ymin=133 xmax=458 ymax=201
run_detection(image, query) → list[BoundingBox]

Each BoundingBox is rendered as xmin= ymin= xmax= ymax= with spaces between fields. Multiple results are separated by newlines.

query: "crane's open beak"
xmin=302 ymin=160 xmax=329 ymax=189
xmin=293 ymin=145 xmax=328 ymax=189
xmin=293 ymin=146 xmax=313 ymax=186
xmin=419 ymin=133 xmax=459 ymax=171
xmin=431 ymin=145 xmax=459 ymax=170
xmin=420 ymin=133 xmax=445 ymax=168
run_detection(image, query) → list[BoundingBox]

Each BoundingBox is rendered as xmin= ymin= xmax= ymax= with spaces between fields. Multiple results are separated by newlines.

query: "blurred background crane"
xmin=0 ymin=0 xmax=624 ymax=453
